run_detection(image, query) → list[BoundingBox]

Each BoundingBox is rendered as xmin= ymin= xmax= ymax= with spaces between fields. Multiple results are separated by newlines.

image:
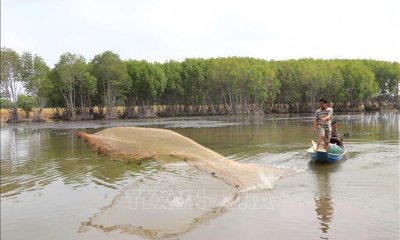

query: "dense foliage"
xmin=17 ymin=94 xmax=34 ymax=118
xmin=1 ymin=47 xmax=399 ymax=120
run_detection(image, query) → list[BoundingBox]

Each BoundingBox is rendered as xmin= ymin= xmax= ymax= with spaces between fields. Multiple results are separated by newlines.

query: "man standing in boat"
xmin=313 ymin=99 xmax=333 ymax=151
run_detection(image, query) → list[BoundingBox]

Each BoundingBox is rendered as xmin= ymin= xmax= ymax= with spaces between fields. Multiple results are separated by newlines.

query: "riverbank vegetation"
xmin=1 ymin=47 xmax=399 ymax=122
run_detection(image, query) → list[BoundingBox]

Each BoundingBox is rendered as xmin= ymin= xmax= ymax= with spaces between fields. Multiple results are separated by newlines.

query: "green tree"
xmin=160 ymin=60 xmax=184 ymax=115
xmin=17 ymin=94 xmax=34 ymax=118
xmin=389 ymin=62 xmax=400 ymax=108
xmin=181 ymin=58 xmax=207 ymax=113
xmin=20 ymin=52 xmax=50 ymax=120
xmin=341 ymin=60 xmax=378 ymax=107
xmin=91 ymin=51 xmax=130 ymax=119
xmin=50 ymin=53 xmax=95 ymax=120
xmin=125 ymin=60 xmax=166 ymax=117
xmin=0 ymin=98 xmax=12 ymax=109
xmin=365 ymin=60 xmax=399 ymax=109
xmin=5 ymin=48 xmax=399 ymax=118
xmin=0 ymin=47 xmax=22 ymax=122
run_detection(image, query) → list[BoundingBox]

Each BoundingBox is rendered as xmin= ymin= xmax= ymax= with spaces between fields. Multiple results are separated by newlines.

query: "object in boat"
xmin=307 ymin=140 xmax=347 ymax=163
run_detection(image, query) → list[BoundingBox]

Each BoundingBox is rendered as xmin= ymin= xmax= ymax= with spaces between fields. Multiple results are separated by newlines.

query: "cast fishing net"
xmin=77 ymin=127 xmax=290 ymax=191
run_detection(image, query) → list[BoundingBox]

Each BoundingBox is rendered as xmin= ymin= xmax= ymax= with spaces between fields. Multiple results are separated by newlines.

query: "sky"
xmin=2 ymin=0 xmax=399 ymax=67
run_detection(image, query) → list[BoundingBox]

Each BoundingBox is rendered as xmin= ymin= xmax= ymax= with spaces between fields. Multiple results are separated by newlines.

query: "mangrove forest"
xmin=1 ymin=47 xmax=399 ymax=122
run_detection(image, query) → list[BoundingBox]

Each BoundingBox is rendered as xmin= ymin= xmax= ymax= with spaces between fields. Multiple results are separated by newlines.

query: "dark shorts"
xmin=330 ymin=137 xmax=342 ymax=146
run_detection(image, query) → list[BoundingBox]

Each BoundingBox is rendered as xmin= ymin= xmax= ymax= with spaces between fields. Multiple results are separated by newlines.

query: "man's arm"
xmin=322 ymin=108 xmax=333 ymax=122
xmin=313 ymin=116 xmax=318 ymax=131
xmin=322 ymin=115 xmax=331 ymax=122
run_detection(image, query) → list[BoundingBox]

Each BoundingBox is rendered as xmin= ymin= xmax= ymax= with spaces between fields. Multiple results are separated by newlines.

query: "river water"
xmin=1 ymin=112 xmax=399 ymax=240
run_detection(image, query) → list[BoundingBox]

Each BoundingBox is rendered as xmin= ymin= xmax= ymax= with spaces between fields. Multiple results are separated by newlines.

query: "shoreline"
xmin=2 ymin=106 xmax=398 ymax=122
xmin=1 ymin=110 xmax=398 ymax=130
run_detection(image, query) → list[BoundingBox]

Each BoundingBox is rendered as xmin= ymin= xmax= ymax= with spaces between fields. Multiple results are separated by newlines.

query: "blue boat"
xmin=307 ymin=140 xmax=347 ymax=163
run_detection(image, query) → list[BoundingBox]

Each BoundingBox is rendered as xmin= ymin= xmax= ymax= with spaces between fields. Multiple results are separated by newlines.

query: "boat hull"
xmin=307 ymin=142 xmax=347 ymax=163
xmin=309 ymin=150 xmax=346 ymax=163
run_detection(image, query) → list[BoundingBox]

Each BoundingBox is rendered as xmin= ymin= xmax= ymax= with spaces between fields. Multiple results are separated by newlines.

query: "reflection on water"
xmin=310 ymin=163 xmax=338 ymax=238
xmin=0 ymin=112 xmax=399 ymax=240
xmin=0 ymin=128 xmax=146 ymax=197
xmin=80 ymin=165 xmax=240 ymax=239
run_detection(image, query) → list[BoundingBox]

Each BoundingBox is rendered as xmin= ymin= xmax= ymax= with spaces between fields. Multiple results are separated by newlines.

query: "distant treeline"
xmin=1 ymin=47 xmax=399 ymax=121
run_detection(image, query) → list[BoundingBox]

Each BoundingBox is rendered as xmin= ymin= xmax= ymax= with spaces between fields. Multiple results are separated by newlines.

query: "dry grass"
xmin=0 ymin=107 xmax=128 ymax=123
xmin=0 ymin=105 xmax=204 ymax=123
xmin=0 ymin=108 xmax=55 ymax=123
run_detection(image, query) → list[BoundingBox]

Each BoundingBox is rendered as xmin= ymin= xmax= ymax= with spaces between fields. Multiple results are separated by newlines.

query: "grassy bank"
xmin=1 ymin=108 xmax=55 ymax=123
xmin=1 ymin=103 xmax=397 ymax=124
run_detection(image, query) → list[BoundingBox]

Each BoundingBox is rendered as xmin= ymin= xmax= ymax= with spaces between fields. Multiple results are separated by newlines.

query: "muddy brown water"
xmin=1 ymin=112 xmax=399 ymax=239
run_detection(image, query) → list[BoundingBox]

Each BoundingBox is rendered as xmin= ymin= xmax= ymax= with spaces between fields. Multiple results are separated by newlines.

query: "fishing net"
xmin=328 ymin=144 xmax=344 ymax=154
xmin=77 ymin=127 xmax=290 ymax=191
xmin=80 ymin=165 xmax=240 ymax=239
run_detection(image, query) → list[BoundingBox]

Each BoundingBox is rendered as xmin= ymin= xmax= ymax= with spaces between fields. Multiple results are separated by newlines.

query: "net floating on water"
xmin=77 ymin=127 xmax=290 ymax=191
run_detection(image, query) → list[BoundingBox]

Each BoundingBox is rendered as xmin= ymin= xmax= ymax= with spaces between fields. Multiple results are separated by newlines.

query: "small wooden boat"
xmin=307 ymin=140 xmax=347 ymax=163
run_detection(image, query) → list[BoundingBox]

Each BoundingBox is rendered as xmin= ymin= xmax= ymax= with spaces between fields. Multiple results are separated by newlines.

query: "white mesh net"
xmin=77 ymin=127 xmax=290 ymax=191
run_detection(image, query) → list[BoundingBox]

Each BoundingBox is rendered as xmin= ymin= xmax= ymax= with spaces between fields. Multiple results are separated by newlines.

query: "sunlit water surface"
xmin=1 ymin=112 xmax=399 ymax=239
